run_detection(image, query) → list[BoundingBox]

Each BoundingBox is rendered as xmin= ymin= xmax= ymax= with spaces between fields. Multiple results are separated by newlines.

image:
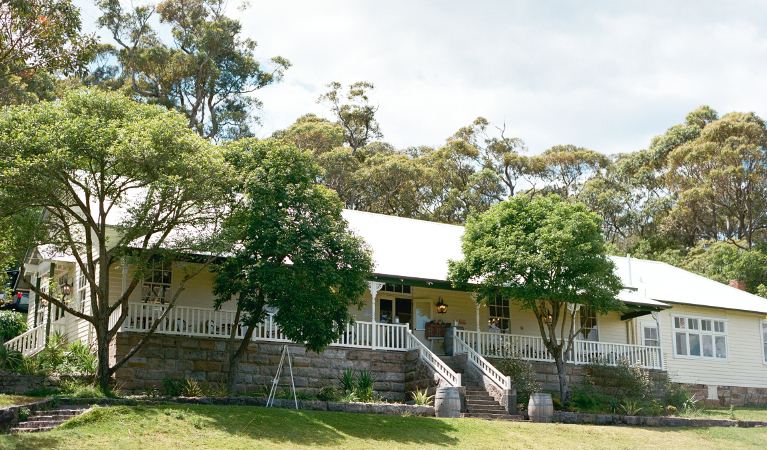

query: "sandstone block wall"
xmin=0 ymin=372 xmax=93 ymax=395
xmin=688 ymin=384 xmax=767 ymax=407
xmin=111 ymin=332 xmax=435 ymax=401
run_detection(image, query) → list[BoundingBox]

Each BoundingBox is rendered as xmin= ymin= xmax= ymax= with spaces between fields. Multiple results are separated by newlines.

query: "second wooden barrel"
xmin=528 ymin=393 xmax=554 ymax=423
xmin=434 ymin=387 xmax=461 ymax=418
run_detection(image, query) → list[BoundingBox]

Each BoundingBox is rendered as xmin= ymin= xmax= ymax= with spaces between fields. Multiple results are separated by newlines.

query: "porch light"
xmin=436 ymin=298 xmax=448 ymax=314
xmin=545 ymin=313 xmax=553 ymax=325
xmin=61 ymin=282 xmax=72 ymax=297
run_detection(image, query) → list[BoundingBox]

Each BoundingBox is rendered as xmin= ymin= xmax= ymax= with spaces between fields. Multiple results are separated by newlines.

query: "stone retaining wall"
xmin=110 ymin=333 xmax=437 ymax=401
xmin=553 ymin=411 xmax=767 ymax=428
xmin=0 ymin=372 xmax=94 ymax=395
xmin=0 ymin=399 xmax=52 ymax=432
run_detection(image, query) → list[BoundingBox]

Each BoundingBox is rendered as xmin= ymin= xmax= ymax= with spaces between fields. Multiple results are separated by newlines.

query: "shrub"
xmin=584 ymin=357 xmax=652 ymax=401
xmin=411 ymin=388 xmax=434 ymax=406
xmin=496 ymin=352 xmax=541 ymax=405
xmin=338 ymin=367 xmax=357 ymax=394
xmin=38 ymin=331 xmax=68 ymax=372
xmin=60 ymin=341 xmax=98 ymax=375
xmin=317 ymin=386 xmax=338 ymax=402
xmin=59 ymin=379 xmax=105 ymax=398
xmin=551 ymin=395 xmax=564 ymax=411
xmin=0 ymin=311 xmax=27 ymax=342
xmin=0 ymin=346 xmax=22 ymax=371
xmin=162 ymin=378 xmax=187 ymax=397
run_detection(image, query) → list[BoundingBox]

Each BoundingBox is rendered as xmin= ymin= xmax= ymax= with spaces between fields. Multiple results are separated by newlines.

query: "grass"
xmin=679 ymin=406 xmax=767 ymax=422
xmin=0 ymin=405 xmax=765 ymax=449
xmin=0 ymin=395 xmax=44 ymax=408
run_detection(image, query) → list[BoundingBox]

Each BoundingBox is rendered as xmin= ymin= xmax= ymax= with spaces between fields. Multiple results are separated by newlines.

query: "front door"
xmin=379 ymin=298 xmax=413 ymax=327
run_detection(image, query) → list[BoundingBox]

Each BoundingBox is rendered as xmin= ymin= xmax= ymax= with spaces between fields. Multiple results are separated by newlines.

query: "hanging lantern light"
xmin=436 ymin=298 xmax=448 ymax=314
xmin=60 ymin=281 xmax=72 ymax=297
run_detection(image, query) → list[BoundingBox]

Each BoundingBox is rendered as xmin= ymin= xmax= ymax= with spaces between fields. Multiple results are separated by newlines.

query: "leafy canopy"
xmin=448 ymin=194 xmax=623 ymax=314
xmin=214 ymin=139 xmax=374 ymax=353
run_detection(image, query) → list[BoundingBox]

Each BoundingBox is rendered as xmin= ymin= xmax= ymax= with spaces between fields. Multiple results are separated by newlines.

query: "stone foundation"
xmin=688 ymin=384 xmax=767 ymax=407
xmin=111 ymin=333 xmax=437 ymax=400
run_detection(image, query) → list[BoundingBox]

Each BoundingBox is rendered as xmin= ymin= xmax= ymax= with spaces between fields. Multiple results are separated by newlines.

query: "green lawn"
xmin=0 ymin=396 xmax=44 ymax=408
xmin=679 ymin=406 xmax=767 ymax=422
xmin=0 ymin=405 xmax=765 ymax=450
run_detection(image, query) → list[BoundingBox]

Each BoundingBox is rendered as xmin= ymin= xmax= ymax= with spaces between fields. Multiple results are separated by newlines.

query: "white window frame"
xmin=577 ymin=307 xmax=600 ymax=342
xmin=670 ymin=314 xmax=729 ymax=362
xmin=488 ymin=296 xmax=511 ymax=334
xmin=760 ymin=319 xmax=767 ymax=366
xmin=641 ymin=321 xmax=660 ymax=347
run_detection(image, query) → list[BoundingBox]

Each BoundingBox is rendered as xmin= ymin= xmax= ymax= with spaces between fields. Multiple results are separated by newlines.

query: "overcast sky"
xmin=74 ymin=0 xmax=767 ymax=155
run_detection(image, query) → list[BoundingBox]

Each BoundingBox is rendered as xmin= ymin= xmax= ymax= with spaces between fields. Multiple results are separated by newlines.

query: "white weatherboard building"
xmin=9 ymin=209 xmax=767 ymax=405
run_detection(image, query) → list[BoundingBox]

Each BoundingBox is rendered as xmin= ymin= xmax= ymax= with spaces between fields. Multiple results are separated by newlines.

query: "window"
xmin=579 ymin=307 xmax=598 ymax=341
xmin=488 ymin=296 xmax=510 ymax=333
xmin=379 ymin=298 xmax=412 ymax=325
xmin=672 ymin=316 xmax=727 ymax=360
xmin=381 ymin=283 xmax=411 ymax=294
xmin=142 ymin=261 xmax=172 ymax=304
xmin=642 ymin=324 xmax=659 ymax=347
xmin=75 ymin=271 xmax=87 ymax=313
xmin=761 ymin=321 xmax=767 ymax=364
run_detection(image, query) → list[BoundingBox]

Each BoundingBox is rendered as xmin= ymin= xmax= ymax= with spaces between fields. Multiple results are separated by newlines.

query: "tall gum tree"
xmin=448 ymin=195 xmax=623 ymax=402
xmin=0 ymin=90 xmax=234 ymax=391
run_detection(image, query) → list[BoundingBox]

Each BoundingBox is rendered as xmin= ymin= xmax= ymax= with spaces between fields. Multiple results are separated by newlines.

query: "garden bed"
xmin=55 ymin=396 xmax=435 ymax=417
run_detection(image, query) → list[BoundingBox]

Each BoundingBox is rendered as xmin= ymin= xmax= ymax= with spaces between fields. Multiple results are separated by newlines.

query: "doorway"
xmin=379 ymin=298 xmax=413 ymax=326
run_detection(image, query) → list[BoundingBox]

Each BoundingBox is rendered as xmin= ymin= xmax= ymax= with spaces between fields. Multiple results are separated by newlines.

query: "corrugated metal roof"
xmin=344 ymin=210 xmax=767 ymax=314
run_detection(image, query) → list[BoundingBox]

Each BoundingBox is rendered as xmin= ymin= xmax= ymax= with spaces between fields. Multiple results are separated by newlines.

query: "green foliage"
xmin=0 ymin=0 xmax=97 ymax=100
xmin=317 ymin=387 xmax=338 ymax=402
xmin=496 ymin=352 xmax=541 ymax=405
xmin=96 ymin=0 xmax=290 ymax=140
xmin=213 ymin=139 xmax=374 ymax=394
xmin=619 ymin=400 xmax=643 ymax=416
xmin=0 ymin=89 xmax=234 ymax=392
xmin=38 ymin=332 xmax=68 ymax=372
xmin=0 ymin=311 xmax=27 ymax=342
xmin=162 ymin=378 xmax=187 ymax=397
xmin=0 ymin=346 xmax=22 ymax=371
xmin=584 ymin=358 xmax=652 ymax=401
xmin=18 ymin=406 xmax=30 ymax=421
xmin=449 ymin=194 xmax=623 ymax=402
xmin=551 ymin=396 xmax=564 ymax=411
xmin=410 ymin=389 xmax=434 ymax=406
xmin=318 ymin=81 xmax=383 ymax=152
xmin=338 ymin=368 xmax=357 ymax=394
xmin=58 ymin=379 xmax=106 ymax=398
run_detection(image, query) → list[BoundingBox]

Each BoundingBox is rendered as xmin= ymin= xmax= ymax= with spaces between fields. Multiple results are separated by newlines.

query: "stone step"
xmin=12 ymin=406 xmax=91 ymax=433
xmin=461 ymin=413 xmax=524 ymax=421
xmin=466 ymin=400 xmax=500 ymax=406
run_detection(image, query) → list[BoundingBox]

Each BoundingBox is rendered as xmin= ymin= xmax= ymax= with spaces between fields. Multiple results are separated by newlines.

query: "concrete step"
xmin=11 ymin=426 xmax=55 ymax=433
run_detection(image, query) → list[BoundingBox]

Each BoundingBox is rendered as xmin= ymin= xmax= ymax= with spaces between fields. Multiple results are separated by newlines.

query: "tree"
xmin=0 ymin=90 xmax=233 ymax=391
xmin=666 ymin=111 xmax=767 ymax=249
xmin=272 ymin=113 xmax=345 ymax=156
xmin=96 ymin=0 xmax=290 ymax=140
xmin=534 ymin=144 xmax=609 ymax=199
xmin=318 ymin=81 xmax=382 ymax=153
xmin=213 ymin=139 xmax=374 ymax=394
xmin=0 ymin=0 xmax=96 ymax=99
xmin=448 ymin=195 xmax=623 ymax=401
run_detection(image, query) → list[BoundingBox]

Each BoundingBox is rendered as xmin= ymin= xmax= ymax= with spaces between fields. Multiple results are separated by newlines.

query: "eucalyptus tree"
xmin=96 ymin=0 xmax=290 ymax=140
xmin=448 ymin=195 xmax=623 ymax=401
xmin=317 ymin=81 xmax=382 ymax=153
xmin=0 ymin=90 xmax=234 ymax=391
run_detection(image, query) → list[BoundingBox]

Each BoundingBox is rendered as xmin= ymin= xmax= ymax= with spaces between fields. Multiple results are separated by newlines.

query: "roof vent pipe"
xmin=627 ymin=253 xmax=632 ymax=286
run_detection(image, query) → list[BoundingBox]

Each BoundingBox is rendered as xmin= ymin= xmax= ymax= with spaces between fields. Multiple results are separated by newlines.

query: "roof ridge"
xmin=343 ymin=209 xmax=465 ymax=230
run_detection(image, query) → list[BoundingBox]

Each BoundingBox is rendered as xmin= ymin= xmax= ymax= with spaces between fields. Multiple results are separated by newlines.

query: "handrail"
xmin=4 ymin=324 xmax=46 ymax=357
xmin=406 ymin=330 xmax=461 ymax=387
xmin=455 ymin=329 xmax=663 ymax=370
xmin=454 ymin=334 xmax=511 ymax=391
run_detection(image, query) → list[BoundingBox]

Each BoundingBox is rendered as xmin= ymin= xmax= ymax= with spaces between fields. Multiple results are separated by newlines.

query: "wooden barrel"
xmin=434 ymin=387 xmax=461 ymax=418
xmin=528 ymin=393 xmax=554 ymax=423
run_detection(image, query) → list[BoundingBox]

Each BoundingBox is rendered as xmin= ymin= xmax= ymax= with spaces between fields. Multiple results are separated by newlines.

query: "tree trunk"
xmin=553 ymin=349 xmax=570 ymax=403
xmin=96 ymin=322 xmax=110 ymax=393
xmin=226 ymin=324 xmax=256 ymax=395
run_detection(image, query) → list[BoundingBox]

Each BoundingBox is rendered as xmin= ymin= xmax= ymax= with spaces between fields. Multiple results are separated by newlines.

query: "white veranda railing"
xmin=406 ymin=330 xmax=461 ymax=387
xmin=454 ymin=329 xmax=663 ymax=370
xmin=453 ymin=333 xmax=511 ymax=391
xmin=110 ymin=303 xmax=413 ymax=352
xmin=4 ymin=324 xmax=46 ymax=357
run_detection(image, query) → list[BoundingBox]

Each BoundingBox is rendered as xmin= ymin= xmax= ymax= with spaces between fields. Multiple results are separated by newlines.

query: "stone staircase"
xmin=440 ymin=355 xmax=523 ymax=421
xmin=11 ymin=405 xmax=91 ymax=433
